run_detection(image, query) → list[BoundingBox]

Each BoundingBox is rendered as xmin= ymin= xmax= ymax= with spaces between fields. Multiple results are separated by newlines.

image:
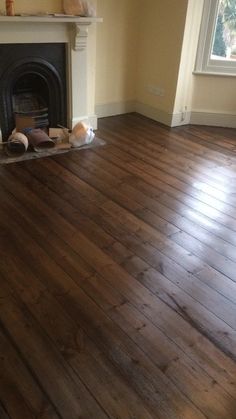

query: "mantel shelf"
xmin=0 ymin=16 xmax=102 ymax=23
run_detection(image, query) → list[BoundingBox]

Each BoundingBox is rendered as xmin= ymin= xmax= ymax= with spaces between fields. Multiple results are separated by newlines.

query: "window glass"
xmin=212 ymin=0 xmax=236 ymax=61
xmin=195 ymin=0 xmax=236 ymax=74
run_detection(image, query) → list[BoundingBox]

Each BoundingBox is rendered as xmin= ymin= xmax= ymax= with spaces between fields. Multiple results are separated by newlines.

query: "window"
xmin=195 ymin=0 xmax=236 ymax=75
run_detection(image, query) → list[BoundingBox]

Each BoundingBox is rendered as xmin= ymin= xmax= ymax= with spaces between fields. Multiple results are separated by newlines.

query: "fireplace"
xmin=0 ymin=43 xmax=67 ymax=138
xmin=0 ymin=15 xmax=102 ymax=141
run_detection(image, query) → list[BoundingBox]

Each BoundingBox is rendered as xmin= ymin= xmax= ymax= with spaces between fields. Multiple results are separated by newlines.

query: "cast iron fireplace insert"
xmin=0 ymin=43 xmax=67 ymax=139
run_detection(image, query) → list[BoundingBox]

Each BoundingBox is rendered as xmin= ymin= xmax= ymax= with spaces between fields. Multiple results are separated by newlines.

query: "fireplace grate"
xmin=13 ymin=92 xmax=49 ymax=129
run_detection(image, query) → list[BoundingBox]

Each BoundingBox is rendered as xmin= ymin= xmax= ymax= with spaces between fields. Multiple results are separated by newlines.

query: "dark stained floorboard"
xmin=0 ymin=113 xmax=236 ymax=418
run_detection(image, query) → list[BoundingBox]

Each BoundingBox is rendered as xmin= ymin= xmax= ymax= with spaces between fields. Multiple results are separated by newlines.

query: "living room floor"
xmin=0 ymin=113 xmax=236 ymax=419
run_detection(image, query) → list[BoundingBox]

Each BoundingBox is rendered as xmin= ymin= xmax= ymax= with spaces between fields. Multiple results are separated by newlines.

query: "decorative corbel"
xmin=74 ymin=23 xmax=90 ymax=51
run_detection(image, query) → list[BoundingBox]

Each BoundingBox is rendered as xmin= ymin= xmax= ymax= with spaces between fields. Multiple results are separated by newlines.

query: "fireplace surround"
xmin=0 ymin=15 xmax=102 ymax=140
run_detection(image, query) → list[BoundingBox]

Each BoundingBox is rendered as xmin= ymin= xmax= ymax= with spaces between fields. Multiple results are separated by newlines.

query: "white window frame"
xmin=195 ymin=0 xmax=236 ymax=75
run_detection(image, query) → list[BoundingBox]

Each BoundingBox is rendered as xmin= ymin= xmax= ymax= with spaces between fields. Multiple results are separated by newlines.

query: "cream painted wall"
xmin=2 ymin=1 xmax=234 ymax=125
xmin=95 ymin=0 xmax=236 ymax=126
xmin=0 ymin=0 xmax=62 ymax=14
xmin=95 ymin=0 xmax=236 ymax=124
xmin=136 ymin=0 xmax=188 ymax=115
xmin=95 ymin=0 xmax=139 ymax=109
xmin=192 ymin=75 xmax=236 ymax=115
xmin=0 ymin=0 xmax=189 ymax=122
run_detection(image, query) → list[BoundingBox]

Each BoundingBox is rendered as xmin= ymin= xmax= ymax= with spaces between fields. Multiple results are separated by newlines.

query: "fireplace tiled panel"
xmin=0 ymin=43 xmax=67 ymax=138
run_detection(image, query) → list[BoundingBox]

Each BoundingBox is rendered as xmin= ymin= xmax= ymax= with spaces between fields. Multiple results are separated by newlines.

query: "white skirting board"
xmin=135 ymin=102 xmax=173 ymax=127
xmin=190 ymin=111 xmax=236 ymax=128
xmin=95 ymin=101 xmax=136 ymax=119
xmin=96 ymin=100 xmax=236 ymax=128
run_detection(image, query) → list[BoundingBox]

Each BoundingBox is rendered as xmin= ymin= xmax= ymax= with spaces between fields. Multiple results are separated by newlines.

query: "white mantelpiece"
xmin=0 ymin=16 xmax=102 ymax=129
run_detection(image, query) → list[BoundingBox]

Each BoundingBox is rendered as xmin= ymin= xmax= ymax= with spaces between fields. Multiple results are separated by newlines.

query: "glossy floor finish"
xmin=0 ymin=113 xmax=236 ymax=419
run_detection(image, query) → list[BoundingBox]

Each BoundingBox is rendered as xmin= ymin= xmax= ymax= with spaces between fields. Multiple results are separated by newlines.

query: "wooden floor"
xmin=0 ymin=113 xmax=236 ymax=419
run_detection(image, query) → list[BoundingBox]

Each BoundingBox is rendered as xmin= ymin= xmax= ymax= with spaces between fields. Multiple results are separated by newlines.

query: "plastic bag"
xmin=69 ymin=122 xmax=95 ymax=148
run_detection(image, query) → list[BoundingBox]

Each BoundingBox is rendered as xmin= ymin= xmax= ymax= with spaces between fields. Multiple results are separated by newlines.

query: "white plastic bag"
xmin=69 ymin=122 xmax=95 ymax=148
